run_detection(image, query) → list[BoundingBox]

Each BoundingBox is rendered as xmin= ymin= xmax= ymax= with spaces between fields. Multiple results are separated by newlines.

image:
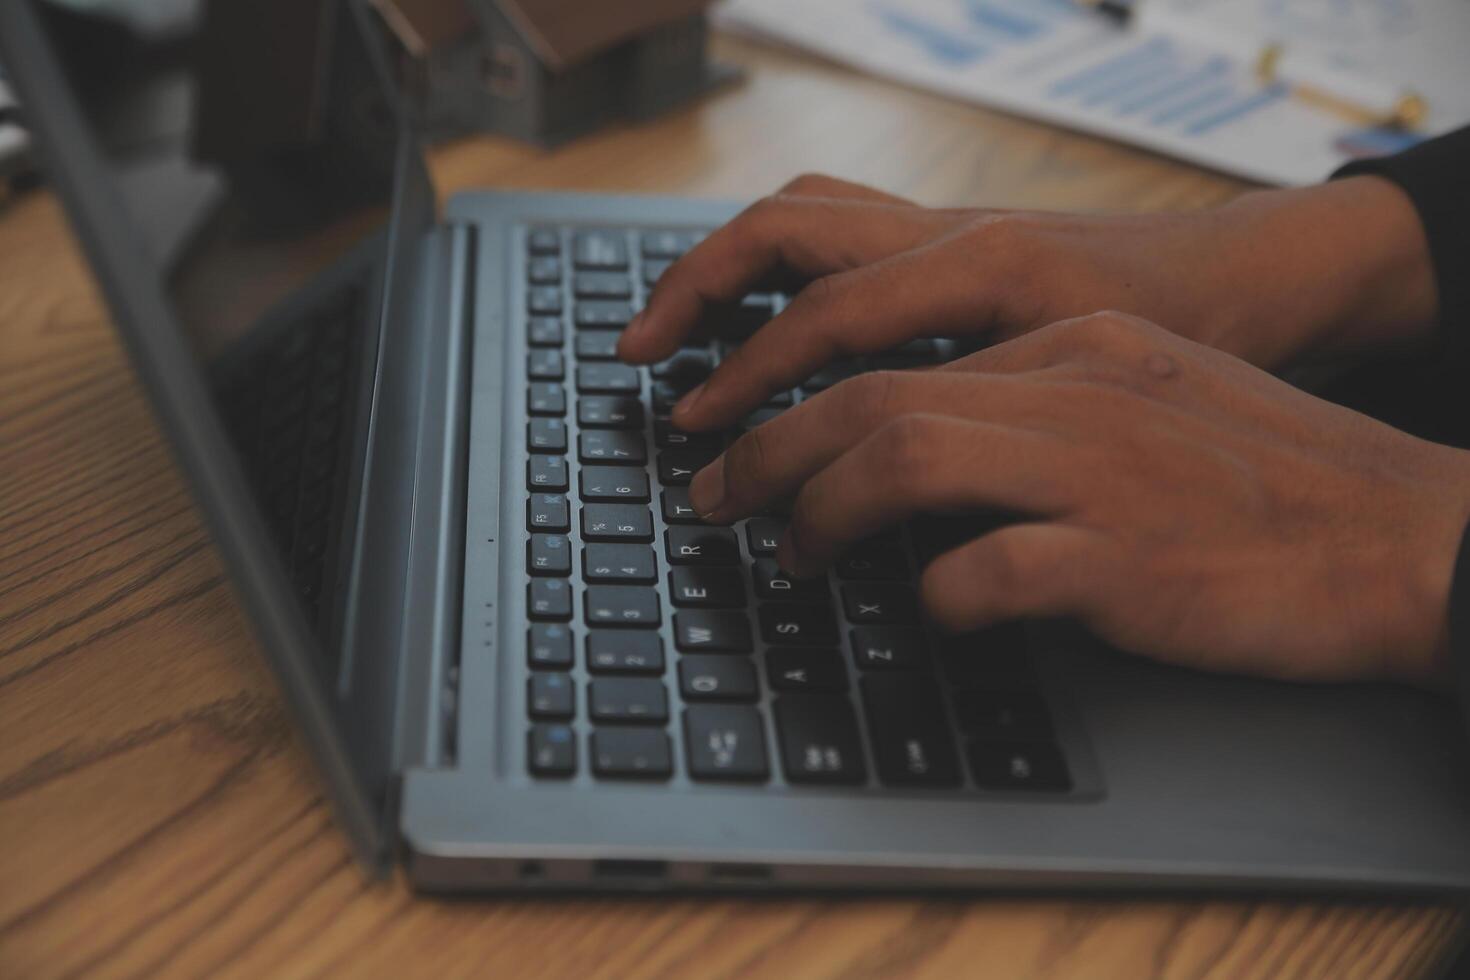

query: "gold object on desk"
xmin=1253 ymin=42 xmax=1427 ymax=131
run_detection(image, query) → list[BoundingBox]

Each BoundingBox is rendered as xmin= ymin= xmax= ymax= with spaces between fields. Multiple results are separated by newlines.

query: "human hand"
xmin=687 ymin=312 xmax=1470 ymax=688
xmin=618 ymin=173 xmax=1436 ymax=433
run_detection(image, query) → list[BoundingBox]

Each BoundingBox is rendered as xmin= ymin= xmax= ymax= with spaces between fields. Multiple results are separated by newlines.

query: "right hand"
xmin=617 ymin=173 xmax=1436 ymax=433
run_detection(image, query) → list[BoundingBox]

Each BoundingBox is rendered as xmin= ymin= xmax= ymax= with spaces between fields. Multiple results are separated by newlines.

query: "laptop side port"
xmin=707 ymin=863 xmax=774 ymax=884
xmin=592 ymin=859 xmax=669 ymax=881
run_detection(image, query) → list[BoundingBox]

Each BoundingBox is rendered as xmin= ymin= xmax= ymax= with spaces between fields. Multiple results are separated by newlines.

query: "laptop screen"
xmin=31 ymin=0 xmax=400 ymax=650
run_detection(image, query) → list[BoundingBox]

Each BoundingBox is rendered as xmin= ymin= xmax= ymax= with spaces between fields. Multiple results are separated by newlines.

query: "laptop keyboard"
xmin=520 ymin=225 xmax=1074 ymax=794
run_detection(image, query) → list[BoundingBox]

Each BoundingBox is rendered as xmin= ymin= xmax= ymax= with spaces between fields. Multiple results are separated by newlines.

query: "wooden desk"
xmin=0 ymin=35 xmax=1462 ymax=979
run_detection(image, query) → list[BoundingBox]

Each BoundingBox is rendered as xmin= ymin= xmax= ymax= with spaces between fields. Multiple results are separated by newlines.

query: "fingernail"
xmin=624 ymin=310 xmax=646 ymax=337
xmin=689 ymin=454 xmax=725 ymax=517
xmin=674 ymin=382 xmax=706 ymax=420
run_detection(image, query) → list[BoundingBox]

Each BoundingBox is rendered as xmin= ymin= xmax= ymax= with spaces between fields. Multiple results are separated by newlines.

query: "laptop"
xmin=7 ymin=0 xmax=1470 ymax=894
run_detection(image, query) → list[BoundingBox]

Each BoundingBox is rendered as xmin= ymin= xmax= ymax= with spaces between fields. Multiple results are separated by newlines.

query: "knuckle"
xmin=781 ymin=172 xmax=837 ymax=195
xmin=832 ymin=370 xmax=904 ymax=429
xmin=874 ymin=413 xmax=943 ymax=475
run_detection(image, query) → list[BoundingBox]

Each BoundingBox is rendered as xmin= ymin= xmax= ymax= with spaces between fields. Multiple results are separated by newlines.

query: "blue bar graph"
xmin=874 ymin=7 xmax=988 ymax=66
xmin=1183 ymin=83 xmax=1287 ymax=135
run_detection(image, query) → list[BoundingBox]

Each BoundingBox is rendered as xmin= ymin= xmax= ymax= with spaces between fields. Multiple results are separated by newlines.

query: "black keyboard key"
xmin=861 ymin=676 xmax=961 ymax=787
xmin=836 ymin=544 xmax=910 ymax=581
xmin=528 ymin=286 xmax=562 ymax=315
xmin=527 ymin=383 xmax=565 ymax=417
xmin=657 ymin=448 xmax=717 ymax=485
xmin=842 ymin=583 xmax=919 ymax=624
xmin=579 ymin=430 xmax=646 ymax=464
xmin=573 ymin=230 xmax=629 ymax=270
xmin=851 ymin=626 xmax=928 ymax=670
xmin=583 ymin=543 xmax=656 ymax=583
xmin=587 ymin=630 xmax=664 ymax=673
xmin=773 ymin=695 xmax=867 ymax=785
xmin=574 ymin=271 xmax=632 ymax=299
xmin=592 ymin=729 xmax=672 ymax=779
xmin=760 ymin=603 xmax=838 ymax=646
xmin=576 ymin=363 xmax=640 ymax=394
xmin=753 ymin=559 xmax=829 ymax=600
xmin=968 ymin=741 xmax=1071 ymax=792
xmin=582 ymin=503 xmax=653 ymax=542
xmin=706 ymin=299 xmax=773 ymax=342
xmin=589 ymin=677 xmax=667 ymax=723
xmin=529 ymin=672 xmax=575 ymax=719
xmin=528 ymin=534 xmax=572 ymax=575
xmin=575 ymin=330 xmax=622 ymax=360
xmin=575 ymin=300 xmax=635 ymax=328
xmin=584 ymin=585 xmax=661 ymax=626
xmin=578 ymin=396 xmax=643 ymax=429
xmin=528 ymin=257 xmax=562 ymax=285
xmin=764 ymin=389 xmax=795 ymax=407
xmin=528 ymin=623 xmax=573 ymax=668
xmin=951 ymin=691 xmax=1053 ymax=740
xmin=765 ymin=649 xmax=848 ymax=692
xmin=651 ymin=349 xmax=713 ymax=386
xmin=528 ymin=724 xmax=576 ymax=777
xmin=801 ymin=359 xmax=859 ymax=393
xmin=742 ymin=407 xmax=784 ymax=431
xmin=528 ymin=349 xmax=565 ymax=381
xmin=746 ymin=519 xmax=784 ymax=555
xmin=528 ymin=578 xmax=573 ymax=621
xmin=909 ymin=513 xmax=1007 ymax=566
xmin=661 ymin=488 xmax=702 ymax=524
xmin=528 ymin=418 xmax=567 ymax=453
xmin=580 ymin=466 xmax=649 ymax=503
xmin=679 ymin=656 xmax=758 ymax=701
xmin=653 ymin=419 xmax=721 ymax=450
xmin=527 ymin=227 xmax=560 ymax=255
xmin=668 ymin=567 xmax=744 ymax=607
xmin=684 ymin=705 xmax=769 ymax=781
xmin=527 ymin=493 xmax=570 ymax=532
xmin=643 ymin=259 xmax=671 ymax=287
xmin=674 ymin=610 xmax=753 ymax=653
xmin=651 ymin=381 xmax=681 ymax=412
xmin=666 ymin=526 xmax=739 ymax=565
xmin=640 ymin=228 xmax=699 ymax=259
xmin=527 ymin=454 xmax=569 ymax=491
xmin=528 ymin=316 xmax=564 ymax=345
xmin=941 ymin=624 xmax=1037 ymax=690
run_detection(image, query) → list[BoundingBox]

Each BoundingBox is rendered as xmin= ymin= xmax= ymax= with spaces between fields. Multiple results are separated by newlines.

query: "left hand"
xmin=688 ymin=312 xmax=1470 ymax=688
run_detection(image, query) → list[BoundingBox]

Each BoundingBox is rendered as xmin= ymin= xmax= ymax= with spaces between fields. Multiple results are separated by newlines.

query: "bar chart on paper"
xmin=715 ymin=0 xmax=1467 ymax=184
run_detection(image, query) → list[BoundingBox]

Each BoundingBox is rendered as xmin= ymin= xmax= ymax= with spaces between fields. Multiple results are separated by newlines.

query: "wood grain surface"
xmin=1 ymin=34 xmax=1463 ymax=980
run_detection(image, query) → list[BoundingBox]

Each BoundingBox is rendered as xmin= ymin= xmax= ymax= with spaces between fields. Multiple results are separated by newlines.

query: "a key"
xmin=579 ymin=430 xmax=646 ymax=465
xmin=842 ymin=583 xmax=919 ymax=624
xmin=764 ymin=389 xmax=795 ymax=407
xmin=651 ymin=381 xmax=682 ymax=412
xmin=580 ymin=466 xmax=649 ymax=503
xmin=573 ymin=230 xmax=629 ymax=270
xmin=529 ymin=672 xmax=575 ymax=720
xmin=679 ymin=656 xmax=758 ymax=701
xmin=745 ymin=518 xmax=784 ymax=555
xmin=528 ymin=578 xmax=572 ymax=621
xmin=684 ymin=705 xmax=769 ymax=781
xmin=742 ymin=407 xmax=784 ymax=430
xmin=527 ymin=316 xmax=564 ymax=345
xmin=528 ymin=534 xmax=572 ymax=575
xmin=528 ymin=418 xmax=567 ymax=453
xmin=765 ymin=648 xmax=848 ymax=692
xmin=668 ymin=567 xmax=744 ymax=607
xmin=674 ymin=610 xmax=753 ymax=653
xmin=584 ymin=585 xmax=660 ymax=626
xmin=836 ymin=544 xmax=910 ymax=581
xmin=576 ymin=363 xmax=640 ymax=395
xmin=773 ymin=694 xmax=867 ymax=785
xmin=706 ymin=299 xmax=773 ymax=342
xmin=657 ymin=448 xmax=718 ymax=485
xmin=527 ymin=493 xmax=570 ymax=532
xmin=660 ymin=487 xmax=703 ymax=524
xmin=528 ymin=623 xmax=573 ymax=668
xmin=586 ymin=630 xmax=664 ymax=673
xmin=642 ymin=259 xmax=671 ymax=287
xmin=581 ymin=503 xmax=653 ymax=542
xmin=574 ymin=301 xmax=635 ymax=328
xmin=528 ymin=723 xmax=576 ymax=777
xmin=650 ymin=349 xmax=713 ymax=386
xmin=592 ymin=729 xmax=672 ymax=779
xmin=640 ymin=228 xmax=699 ymax=259
xmin=574 ymin=271 xmax=632 ymax=298
xmin=850 ymin=626 xmax=928 ymax=670
xmin=666 ymin=526 xmax=739 ymax=565
xmin=759 ymin=603 xmax=838 ymax=645
xmin=527 ymin=349 xmax=565 ymax=380
xmin=951 ymin=691 xmax=1054 ymax=740
xmin=654 ymin=419 xmax=721 ymax=451
xmin=752 ymin=559 xmax=829 ymax=600
xmin=575 ymin=330 xmax=622 ymax=360
xmin=527 ymin=455 xmax=569 ymax=492
xmin=589 ymin=677 xmax=667 ymax=723
xmin=861 ymin=675 xmax=962 ymax=787
xmin=528 ymin=257 xmax=562 ymax=285
xmin=909 ymin=513 xmax=1007 ymax=566
xmin=968 ymin=741 xmax=1071 ymax=792
xmin=527 ymin=227 xmax=560 ymax=255
xmin=582 ymin=543 xmax=657 ymax=583
xmin=800 ymin=359 xmax=859 ymax=393
xmin=527 ymin=286 xmax=562 ymax=315
xmin=941 ymin=624 xmax=1037 ymax=691
xmin=527 ymin=382 xmax=566 ymax=416
xmin=578 ymin=396 xmax=643 ymax=429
